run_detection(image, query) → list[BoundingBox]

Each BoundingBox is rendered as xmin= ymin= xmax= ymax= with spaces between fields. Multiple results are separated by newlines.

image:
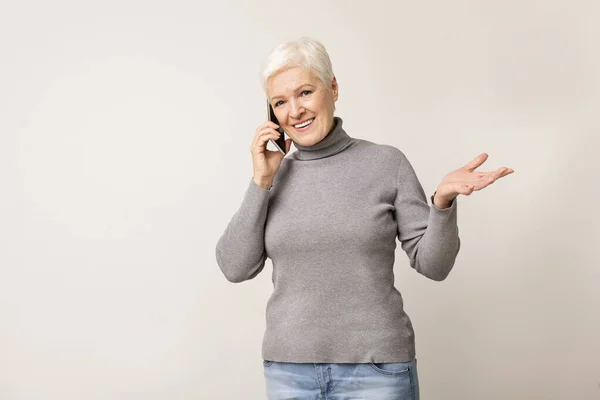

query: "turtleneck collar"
xmin=291 ymin=116 xmax=352 ymax=161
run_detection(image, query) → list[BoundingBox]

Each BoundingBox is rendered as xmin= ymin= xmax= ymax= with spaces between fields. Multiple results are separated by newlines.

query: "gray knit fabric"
xmin=215 ymin=117 xmax=460 ymax=363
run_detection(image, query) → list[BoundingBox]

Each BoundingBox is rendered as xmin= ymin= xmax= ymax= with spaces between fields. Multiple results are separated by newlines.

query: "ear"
xmin=331 ymin=76 xmax=339 ymax=101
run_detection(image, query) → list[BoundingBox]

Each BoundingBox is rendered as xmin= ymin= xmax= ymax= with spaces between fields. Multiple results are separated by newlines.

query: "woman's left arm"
xmin=394 ymin=152 xmax=513 ymax=281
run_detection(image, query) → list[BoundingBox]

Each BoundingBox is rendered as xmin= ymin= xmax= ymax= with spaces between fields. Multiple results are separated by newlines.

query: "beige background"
xmin=1 ymin=0 xmax=599 ymax=399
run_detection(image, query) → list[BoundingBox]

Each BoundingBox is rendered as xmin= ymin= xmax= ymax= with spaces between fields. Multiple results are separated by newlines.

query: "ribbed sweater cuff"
xmin=429 ymin=193 xmax=458 ymax=219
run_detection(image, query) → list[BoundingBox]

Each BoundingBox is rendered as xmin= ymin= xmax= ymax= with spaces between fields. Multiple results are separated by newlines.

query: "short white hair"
xmin=260 ymin=37 xmax=335 ymax=95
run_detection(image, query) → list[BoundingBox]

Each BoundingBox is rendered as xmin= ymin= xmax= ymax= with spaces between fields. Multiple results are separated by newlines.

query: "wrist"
xmin=253 ymin=176 xmax=273 ymax=190
xmin=433 ymin=191 xmax=453 ymax=209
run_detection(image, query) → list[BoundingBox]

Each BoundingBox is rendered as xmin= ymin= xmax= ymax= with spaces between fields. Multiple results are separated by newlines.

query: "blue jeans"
xmin=263 ymin=359 xmax=419 ymax=400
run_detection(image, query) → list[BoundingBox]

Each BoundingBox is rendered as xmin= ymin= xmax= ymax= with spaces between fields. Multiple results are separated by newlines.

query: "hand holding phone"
xmin=249 ymin=102 xmax=291 ymax=189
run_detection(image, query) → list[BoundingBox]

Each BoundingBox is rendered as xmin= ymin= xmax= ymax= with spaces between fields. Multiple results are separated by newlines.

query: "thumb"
xmin=457 ymin=184 xmax=475 ymax=196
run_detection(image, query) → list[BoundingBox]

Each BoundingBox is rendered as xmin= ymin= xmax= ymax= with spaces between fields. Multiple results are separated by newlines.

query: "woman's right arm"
xmin=215 ymin=120 xmax=292 ymax=283
xmin=215 ymin=179 xmax=272 ymax=282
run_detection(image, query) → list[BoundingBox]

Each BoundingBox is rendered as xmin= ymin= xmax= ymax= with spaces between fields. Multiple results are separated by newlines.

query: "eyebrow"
xmin=271 ymin=84 xmax=315 ymax=102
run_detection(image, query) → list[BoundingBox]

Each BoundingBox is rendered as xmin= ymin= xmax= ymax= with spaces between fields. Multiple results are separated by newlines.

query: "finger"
xmin=491 ymin=167 xmax=506 ymax=180
xmin=475 ymin=169 xmax=510 ymax=190
xmin=501 ymin=168 xmax=515 ymax=178
xmin=477 ymin=167 xmax=507 ymax=184
xmin=494 ymin=167 xmax=515 ymax=181
xmin=254 ymin=128 xmax=281 ymax=144
xmin=463 ymin=153 xmax=489 ymax=172
xmin=262 ymin=120 xmax=280 ymax=128
xmin=268 ymin=121 xmax=280 ymax=130
xmin=263 ymin=121 xmax=280 ymax=131
xmin=485 ymin=167 xmax=514 ymax=180
xmin=252 ymin=129 xmax=281 ymax=152
xmin=255 ymin=125 xmax=280 ymax=138
xmin=255 ymin=122 xmax=280 ymax=138
xmin=477 ymin=173 xmax=502 ymax=190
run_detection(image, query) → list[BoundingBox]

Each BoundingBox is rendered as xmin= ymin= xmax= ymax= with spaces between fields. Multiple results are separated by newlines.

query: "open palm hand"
xmin=434 ymin=153 xmax=514 ymax=208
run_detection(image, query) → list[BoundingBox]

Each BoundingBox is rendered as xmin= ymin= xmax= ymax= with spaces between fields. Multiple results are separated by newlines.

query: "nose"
xmin=289 ymin=99 xmax=305 ymax=119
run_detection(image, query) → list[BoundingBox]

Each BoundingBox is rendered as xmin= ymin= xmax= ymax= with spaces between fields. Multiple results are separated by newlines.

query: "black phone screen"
xmin=267 ymin=100 xmax=287 ymax=153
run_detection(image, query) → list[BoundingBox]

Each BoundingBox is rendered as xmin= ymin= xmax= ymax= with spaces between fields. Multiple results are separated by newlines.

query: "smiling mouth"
xmin=293 ymin=118 xmax=314 ymax=129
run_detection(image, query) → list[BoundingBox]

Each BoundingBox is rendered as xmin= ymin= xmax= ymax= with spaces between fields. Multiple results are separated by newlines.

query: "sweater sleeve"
xmin=393 ymin=152 xmax=461 ymax=281
xmin=215 ymin=178 xmax=271 ymax=283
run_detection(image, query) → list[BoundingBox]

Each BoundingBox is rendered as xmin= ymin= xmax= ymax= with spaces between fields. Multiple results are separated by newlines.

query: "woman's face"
xmin=267 ymin=67 xmax=338 ymax=147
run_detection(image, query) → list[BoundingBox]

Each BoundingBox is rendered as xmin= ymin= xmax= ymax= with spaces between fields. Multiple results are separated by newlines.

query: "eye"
xmin=274 ymin=100 xmax=284 ymax=107
xmin=300 ymin=90 xmax=312 ymax=96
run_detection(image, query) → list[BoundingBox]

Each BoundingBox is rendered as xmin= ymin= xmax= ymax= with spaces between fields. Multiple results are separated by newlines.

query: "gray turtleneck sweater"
xmin=215 ymin=117 xmax=460 ymax=363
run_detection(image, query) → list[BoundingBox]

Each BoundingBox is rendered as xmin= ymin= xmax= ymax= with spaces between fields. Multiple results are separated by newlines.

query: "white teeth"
xmin=294 ymin=118 xmax=314 ymax=128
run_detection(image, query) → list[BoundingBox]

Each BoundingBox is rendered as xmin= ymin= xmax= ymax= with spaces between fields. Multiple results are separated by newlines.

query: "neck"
xmin=292 ymin=117 xmax=352 ymax=161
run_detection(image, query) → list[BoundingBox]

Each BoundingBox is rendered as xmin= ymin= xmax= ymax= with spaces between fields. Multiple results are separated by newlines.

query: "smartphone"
xmin=267 ymin=100 xmax=287 ymax=155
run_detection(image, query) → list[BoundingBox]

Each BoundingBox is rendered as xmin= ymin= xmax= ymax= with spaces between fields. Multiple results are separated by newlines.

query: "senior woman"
xmin=216 ymin=37 xmax=513 ymax=400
